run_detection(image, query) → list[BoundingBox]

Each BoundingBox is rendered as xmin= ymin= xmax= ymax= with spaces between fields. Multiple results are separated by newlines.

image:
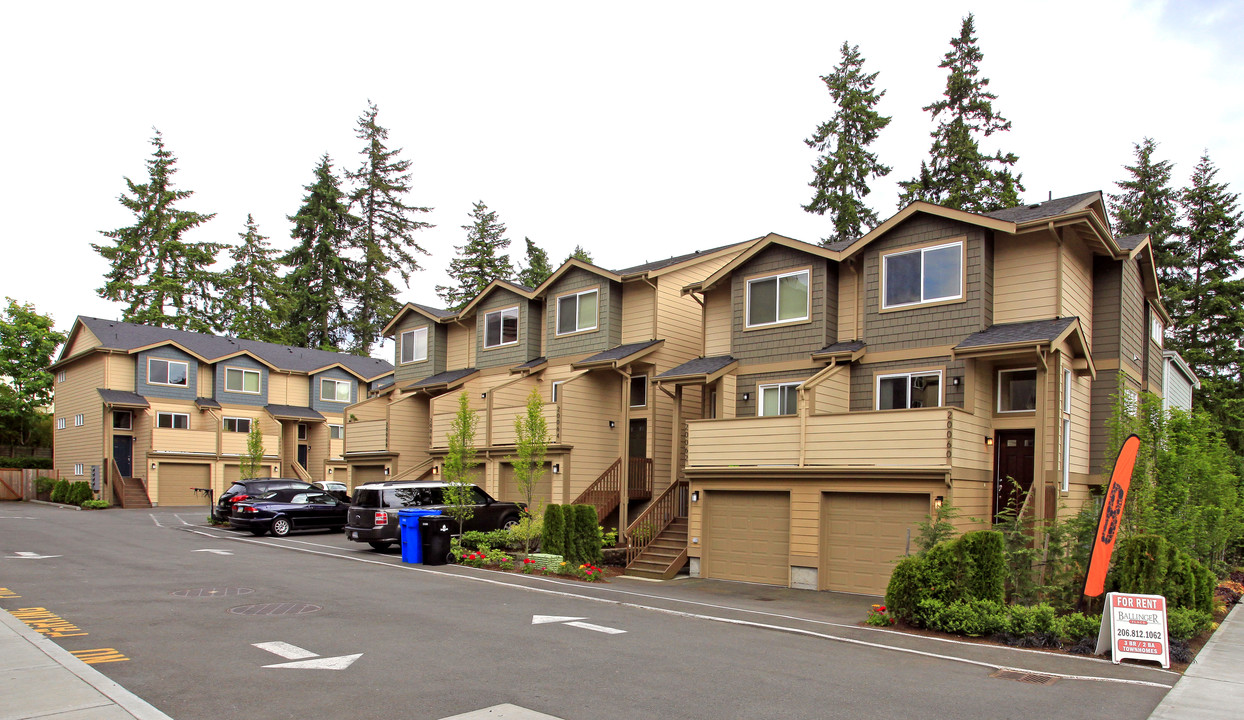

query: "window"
xmin=321 ymin=378 xmax=351 ymax=403
xmin=551 ymin=381 xmax=563 ymax=403
xmin=56 ymin=370 xmax=65 ymax=383
xmin=1062 ymin=418 xmax=1072 ymax=492
xmin=113 ymin=411 xmax=132 ymax=430
xmin=223 ymin=417 xmax=252 ymax=433
xmin=1063 ymin=368 xmax=1073 ymax=414
xmin=630 ymin=375 xmax=647 ymax=408
xmin=56 ymin=417 xmax=66 ymax=430
xmin=707 ymin=388 xmax=718 ymax=419
xmin=329 ymin=424 xmax=343 ymax=440
xmin=297 ymin=423 xmax=308 ymax=441
xmin=747 ymin=270 xmax=809 ymax=327
xmin=877 ymin=371 xmax=942 ymax=410
xmin=157 ymin=412 xmax=189 ymax=429
xmin=225 ymin=367 xmax=261 ymax=394
xmin=74 ymin=463 xmax=84 ymax=476
xmin=997 ymin=368 xmax=1037 ymax=413
xmin=1151 ymin=315 xmax=1163 ymax=347
xmin=148 ymin=358 xmax=189 ymax=387
xmin=74 ymin=414 xmax=84 ymax=427
xmin=400 ymin=327 xmax=428 ymax=364
xmin=484 ymin=307 xmax=519 ymax=348
xmin=882 ymin=241 xmax=963 ymax=309
xmin=556 ymin=289 xmax=599 ymax=335
xmin=758 ymin=382 xmax=800 ymax=416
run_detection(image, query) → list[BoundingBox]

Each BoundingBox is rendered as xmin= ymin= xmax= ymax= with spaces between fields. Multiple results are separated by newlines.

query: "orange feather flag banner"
xmin=1083 ymin=434 xmax=1141 ymax=598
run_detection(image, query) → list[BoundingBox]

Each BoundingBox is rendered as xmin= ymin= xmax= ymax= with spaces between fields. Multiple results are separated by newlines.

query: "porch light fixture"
xmin=985 ymin=436 xmax=994 ymax=446
xmin=552 ymin=463 xmax=561 ymax=474
xmin=384 ymin=467 xmax=390 ymax=476
xmin=934 ymin=496 xmax=944 ymax=510
xmin=151 ymin=462 xmax=156 ymax=469
xmin=691 ymin=491 xmax=699 ymax=502
xmin=481 ymin=393 xmax=487 ymax=399
xmin=742 ymin=392 xmax=750 ymax=401
xmin=432 ymin=466 xmax=439 ymax=475
xmin=327 ymin=468 xmax=333 ymax=474
xmin=609 ymin=421 xmax=615 ymax=429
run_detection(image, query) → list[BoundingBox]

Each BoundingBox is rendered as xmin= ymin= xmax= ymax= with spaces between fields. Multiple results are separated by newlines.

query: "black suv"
xmin=344 ymin=481 xmax=524 ymax=551
xmin=214 ymin=478 xmax=316 ymax=522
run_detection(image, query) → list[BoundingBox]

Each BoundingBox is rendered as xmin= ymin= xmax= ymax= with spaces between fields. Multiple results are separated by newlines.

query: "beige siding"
xmin=389 ymin=395 xmax=431 ymax=474
xmin=994 ymin=232 xmax=1058 ymax=325
xmin=348 ymin=395 xmax=388 ymax=423
xmin=559 ymin=372 xmax=622 ymax=503
xmin=65 ymin=326 xmax=102 ymax=357
xmin=446 ymin=323 xmax=472 ymax=369
xmin=197 ymin=362 xmax=213 ymax=398
xmin=812 ymin=367 xmax=850 ymax=415
xmin=838 ymin=262 xmax=858 ymax=340
xmin=621 ymin=281 xmax=655 ymax=344
xmin=1061 ymin=239 xmax=1094 ymax=342
xmin=53 ymin=356 xmax=106 ymax=480
xmin=655 ymin=264 xmax=718 ymax=365
xmin=1067 ymin=360 xmax=1091 ymax=473
xmin=703 ymin=285 xmax=731 ymax=357
xmin=105 ymin=354 xmax=135 ymax=391
xmin=720 ymin=374 xmax=737 ymax=419
xmin=268 ymin=373 xmax=289 ymax=405
xmin=287 ymin=375 xmax=309 ymax=406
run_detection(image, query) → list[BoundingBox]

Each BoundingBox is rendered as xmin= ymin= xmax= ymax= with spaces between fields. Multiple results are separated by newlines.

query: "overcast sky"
xmin=4 ymin=1 xmax=1241 ymax=359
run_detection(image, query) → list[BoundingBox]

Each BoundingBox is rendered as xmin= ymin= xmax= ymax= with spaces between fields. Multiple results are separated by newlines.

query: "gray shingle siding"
xmin=730 ymin=246 xmax=834 ymax=364
xmin=136 ymin=347 xmax=198 ymax=401
xmin=214 ymin=355 xmax=268 ymax=407
xmin=475 ymin=289 xmax=538 ymax=369
xmin=310 ymin=368 xmax=357 ymax=413
xmin=849 ymin=357 xmax=965 ymax=412
xmin=393 ymin=315 xmax=446 ymax=385
xmin=544 ymin=268 xmax=621 ymax=359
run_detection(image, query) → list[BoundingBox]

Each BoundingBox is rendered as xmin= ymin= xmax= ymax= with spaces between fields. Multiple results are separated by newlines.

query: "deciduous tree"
xmin=510 ymin=388 xmax=549 ymax=553
xmin=436 ymin=201 xmax=513 ymax=310
xmin=441 ymin=392 xmax=479 ymax=539
xmin=0 ymin=299 xmax=66 ymax=446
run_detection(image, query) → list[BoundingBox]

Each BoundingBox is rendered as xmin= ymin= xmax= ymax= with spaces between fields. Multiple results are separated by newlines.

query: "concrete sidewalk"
xmin=0 ymin=607 xmax=172 ymax=720
xmin=1148 ymin=601 xmax=1244 ymax=718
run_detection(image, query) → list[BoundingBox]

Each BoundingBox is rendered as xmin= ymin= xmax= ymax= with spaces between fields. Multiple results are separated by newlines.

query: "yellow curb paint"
xmin=70 ymin=648 xmax=130 ymax=664
xmin=8 ymin=607 xmax=88 ymax=637
xmin=0 ymin=588 xmax=20 ymax=598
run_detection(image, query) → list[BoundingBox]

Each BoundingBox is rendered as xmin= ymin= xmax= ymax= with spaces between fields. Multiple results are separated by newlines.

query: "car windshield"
xmin=351 ymin=486 xmax=444 ymax=508
xmin=225 ymin=483 xmax=247 ymax=496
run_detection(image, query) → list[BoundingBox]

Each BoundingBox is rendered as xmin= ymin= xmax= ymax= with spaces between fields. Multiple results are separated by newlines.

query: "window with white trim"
xmin=329 ymin=424 xmax=343 ymax=440
xmin=400 ymin=327 xmax=428 ymax=364
xmin=56 ymin=370 xmax=65 ymax=383
xmin=997 ymin=368 xmax=1037 ymax=413
xmin=74 ymin=414 xmax=84 ymax=427
xmin=484 ymin=307 xmax=519 ymax=348
xmin=1062 ymin=368 xmax=1073 ymax=492
xmin=225 ymin=367 xmax=261 ymax=394
xmin=321 ymin=378 xmax=351 ymax=403
xmin=1063 ymin=368 xmax=1073 ymax=414
xmin=557 ymin=289 xmax=599 ymax=335
xmin=747 ymin=270 xmax=809 ymax=327
xmin=758 ymin=382 xmax=800 ymax=416
xmin=551 ymin=381 xmax=563 ymax=403
xmin=1151 ymin=315 xmax=1163 ymax=348
xmin=56 ymin=417 xmax=65 ymax=430
xmin=157 ymin=412 xmax=189 ymax=429
xmin=297 ymin=423 xmax=308 ymax=440
xmin=882 ymin=241 xmax=963 ymax=309
xmin=877 ymin=371 xmax=942 ymax=410
xmin=74 ymin=463 xmax=84 ymax=476
xmin=113 ymin=411 xmax=132 ymax=430
xmin=223 ymin=417 xmax=251 ymax=433
xmin=148 ymin=357 xmax=189 ymax=387
xmin=630 ymin=375 xmax=648 ymax=408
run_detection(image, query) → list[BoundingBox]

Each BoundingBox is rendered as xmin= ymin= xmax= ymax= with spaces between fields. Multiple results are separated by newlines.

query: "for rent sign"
xmin=1095 ymin=592 xmax=1170 ymax=668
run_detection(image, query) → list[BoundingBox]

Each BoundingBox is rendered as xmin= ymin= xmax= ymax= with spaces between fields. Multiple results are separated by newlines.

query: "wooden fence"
xmin=0 ymin=468 xmax=60 ymax=501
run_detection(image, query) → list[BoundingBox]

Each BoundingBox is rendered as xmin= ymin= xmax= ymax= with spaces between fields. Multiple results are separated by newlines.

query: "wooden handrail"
xmin=572 ymin=457 xmax=623 ymax=523
xmin=628 ymin=457 xmax=653 ymax=499
xmin=110 ymin=460 xmax=126 ymax=508
xmin=289 ymin=462 xmax=313 ymax=483
xmin=624 ymin=480 xmax=688 ymax=565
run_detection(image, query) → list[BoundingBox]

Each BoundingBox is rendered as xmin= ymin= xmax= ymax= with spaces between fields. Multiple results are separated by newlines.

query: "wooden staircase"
xmin=625 ymin=517 xmax=688 ymax=579
xmin=572 ymin=457 xmax=653 ymax=523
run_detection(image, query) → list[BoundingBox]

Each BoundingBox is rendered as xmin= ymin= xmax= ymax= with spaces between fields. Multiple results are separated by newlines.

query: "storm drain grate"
xmin=228 ymin=602 xmax=322 ymax=617
xmin=171 ymin=587 xmax=254 ymax=599
xmin=990 ymin=669 xmax=1059 ymax=686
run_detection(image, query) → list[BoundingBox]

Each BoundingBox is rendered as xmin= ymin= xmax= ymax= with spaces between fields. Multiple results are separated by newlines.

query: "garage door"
xmin=157 ymin=463 xmax=210 ymax=506
xmin=821 ymin=493 xmax=928 ymax=595
xmin=498 ymin=462 xmax=552 ymax=504
xmin=352 ymin=465 xmax=386 ymax=488
xmin=703 ymin=491 xmax=789 ymax=586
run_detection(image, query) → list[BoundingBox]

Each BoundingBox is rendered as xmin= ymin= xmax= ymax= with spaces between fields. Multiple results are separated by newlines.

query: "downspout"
xmin=643 ymin=276 xmax=659 ymax=341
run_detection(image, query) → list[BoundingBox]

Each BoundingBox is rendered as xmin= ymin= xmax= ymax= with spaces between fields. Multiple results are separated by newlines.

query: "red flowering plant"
xmin=519 ymin=557 xmax=542 ymax=575
xmin=569 ymin=563 xmax=606 ymax=582
xmin=865 ymin=603 xmax=896 ymax=627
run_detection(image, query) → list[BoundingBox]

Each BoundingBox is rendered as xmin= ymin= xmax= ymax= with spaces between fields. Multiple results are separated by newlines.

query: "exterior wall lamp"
xmin=933 ymin=496 xmax=944 ymax=510
xmin=384 ymin=467 xmax=390 ymax=476
xmin=552 ymin=463 xmax=561 ymax=474
xmin=691 ymin=491 xmax=699 ymax=502
xmin=985 ymin=436 xmax=994 ymax=446
xmin=609 ymin=421 xmax=615 ymax=429
xmin=741 ymin=392 xmax=750 ymax=401
xmin=432 ymin=466 xmax=439 ymax=475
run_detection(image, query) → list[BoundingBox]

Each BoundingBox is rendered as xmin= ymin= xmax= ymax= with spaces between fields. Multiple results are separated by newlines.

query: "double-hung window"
xmin=157 ymin=412 xmax=190 ymax=429
xmin=997 ymin=368 xmax=1037 ymax=413
xmin=758 ymin=382 xmax=800 ymax=416
xmin=484 ymin=307 xmax=519 ymax=348
xmin=1062 ymin=368 xmax=1073 ymax=492
xmin=148 ymin=358 xmax=189 ymax=387
xmin=74 ymin=413 xmax=84 ymax=426
xmin=882 ymin=241 xmax=963 ymax=309
xmin=1151 ymin=315 xmax=1163 ymax=347
xmin=223 ymin=417 xmax=251 ymax=433
xmin=400 ymin=327 xmax=428 ymax=364
xmin=747 ymin=270 xmax=809 ymax=327
xmin=225 ymin=367 xmax=261 ymax=394
xmin=329 ymin=424 xmax=343 ymax=440
xmin=877 ymin=371 xmax=942 ymax=410
xmin=56 ymin=417 xmax=66 ymax=430
xmin=557 ymin=289 xmax=599 ymax=335
xmin=321 ymin=378 xmax=352 ymax=403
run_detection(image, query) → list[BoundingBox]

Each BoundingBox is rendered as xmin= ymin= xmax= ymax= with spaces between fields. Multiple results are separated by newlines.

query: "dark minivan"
xmin=344 ymin=481 xmax=524 ymax=551
xmin=214 ymin=478 xmax=317 ymax=522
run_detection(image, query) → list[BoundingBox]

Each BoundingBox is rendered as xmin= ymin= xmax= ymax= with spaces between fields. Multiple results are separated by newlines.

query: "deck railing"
xmin=624 ymin=480 xmax=689 ymax=565
xmin=573 ymin=458 xmax=623 ymax=523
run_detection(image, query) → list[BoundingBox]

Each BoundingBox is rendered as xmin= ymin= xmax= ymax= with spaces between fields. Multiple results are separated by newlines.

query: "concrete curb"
xmin=24 ymin=499 xmax=82 ymax=510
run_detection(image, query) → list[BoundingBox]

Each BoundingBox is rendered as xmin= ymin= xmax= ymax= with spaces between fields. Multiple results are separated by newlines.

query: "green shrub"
xmin=960 ymin=530 xmax=1006 ymax=603
xmin=80 ymin=499 xmax=109 ymax=510
xmin=1110 ymin=535 xmax=1215 ymax=611
xmin=50 ymin=479 xmax=70 ymax=504
xmin=0 ymin=457 xmax=53 ymax=469
xmin=460 ymin=530 xmax=511 ymax=551
xmin=1167 ymin=607 xmax=1214 ymax=641
xmin=1005 ymin=603 xmax=1058 ymax=637
xmin=886 ymin=556 xmax=933 ymax=623
xmin=542 ymin=504 xmax=566 ymax=558
xmin=68 ymin=481 xmax=93 ymax=505
xmin=36 ymin=476 xmax=56 ymax=493
xmin=927 ymin=599 xmax=1007 ymax=637
xmin=1052 ymin=613 xmax=1101 ymax=642
xmin=885 ymin=530 xmax=1006 ymax=620
xmin=573 ymin=505 xmax=602 ymax=565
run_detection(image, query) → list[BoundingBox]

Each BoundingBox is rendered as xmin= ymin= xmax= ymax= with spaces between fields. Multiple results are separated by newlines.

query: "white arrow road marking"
xmin=192 ymin=549 xmax=234 ymax=556
xmin=531 ymin=615 xmax=624 ymax=634
xmin=253 ymin=642 xmax=362 ymax=670
xmin=531 ymin=615 xmax=587 ymax=625
xmin=0 ymin=516 xmax=35 ymax=519
xmin=5 ymin=551 xmax=62 ymax=559
xmin=565 ymin=621 xmax=626 ymax=634
xmin=253 ymin=642 xmax=319 ymax=660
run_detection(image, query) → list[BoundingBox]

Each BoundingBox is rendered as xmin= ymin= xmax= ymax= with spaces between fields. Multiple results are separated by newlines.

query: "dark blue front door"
xmin=113 ymin=435 xmax=133 ymax=478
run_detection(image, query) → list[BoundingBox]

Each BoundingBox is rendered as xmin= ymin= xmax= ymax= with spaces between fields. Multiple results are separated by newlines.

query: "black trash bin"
xmin=418 ymin=514 xmax=453 ymax=566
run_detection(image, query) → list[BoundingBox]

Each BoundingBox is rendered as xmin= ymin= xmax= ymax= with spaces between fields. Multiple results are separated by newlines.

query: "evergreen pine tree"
xmin=803 ymin=41 xmax=892 ymax=245
xmin=93 ymin=130 xmax=223 ymax=331
xmin=220 ymin=215 xmax=285 ymax=343
xmin=436 ymin=201 xmax=513 ymax=310
xmin=1110 ymin=138 xmax=1182 ymax=293
xmin=281 ymin=154 xmax=359 ymax=350
xmin=567 ymin=245 xmax=593 ymax=264
xmin=345 ymin=102 xmax=433 ymax=355
xmin=897 ymin=14 xmax=1023 ymax=213
xmin=516 ymin=237 xmax=553 ymax=288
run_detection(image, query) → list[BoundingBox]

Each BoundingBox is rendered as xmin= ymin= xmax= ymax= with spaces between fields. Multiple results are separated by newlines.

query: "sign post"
xmin=1095 ymin=592 xmax=1170 ymax=668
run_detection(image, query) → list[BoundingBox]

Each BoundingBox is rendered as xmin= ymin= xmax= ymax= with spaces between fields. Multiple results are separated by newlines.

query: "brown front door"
xmin=993 ymin=430 xmax=1035 ymax=522
xmin=628 ymin=419 xmax=647 ymax=459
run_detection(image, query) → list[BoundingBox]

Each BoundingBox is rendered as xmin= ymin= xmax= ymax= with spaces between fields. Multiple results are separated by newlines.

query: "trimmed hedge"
xmin=67 ymin=481 xmax=93 ymax=505
xmin=885 ymin=530 xmax=1006 ymax=622
xmin=572 ymin=504 xmax=603 ymax=565
xmin=1110 ymin=535 xmax=1215 ymax=612
xmin=1167 ymin=607 xmax=1214 ymax=641
xmin=542 ymin=504 xmax=566 ymax=558
xmin=50 ymin=479 xmax=70 ymax=504
xmin=0 ymin=457 xmax=53 ymax=469
xmin=915 ymin=598 xmax=1102 ymax=643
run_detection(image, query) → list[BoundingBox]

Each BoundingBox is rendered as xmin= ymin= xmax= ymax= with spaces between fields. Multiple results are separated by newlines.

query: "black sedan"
xmin=229 ymin=488 xmax=349 ymax=537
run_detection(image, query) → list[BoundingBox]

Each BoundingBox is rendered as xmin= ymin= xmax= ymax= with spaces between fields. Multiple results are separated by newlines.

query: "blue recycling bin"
xmin=398 ymin=508 xmax=442 ymax=564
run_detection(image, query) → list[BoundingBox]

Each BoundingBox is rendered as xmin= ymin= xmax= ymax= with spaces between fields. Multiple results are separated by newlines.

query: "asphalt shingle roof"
xmin=194 ymin=397 xmax=222 ymax=409
xmin=656 ymin=355 xmax=737 ymax=379
xmin=96 ymin=389 xmax=149 ymax=407
xmin=611 ymin=242 xmax=749 ymax=276
xmin=406 ymin=367 xmax=478 ymax=390
xmin=1116 ymin=233 xmax=1148 ymax=251
xmin=955 ymin=317 xmax=1078 ymax=350
xmin=578 ymin=340 xmax=663 ymax=365
xmin=982 ymin=192 xmax=1100 ymax=224
xmin=265 ymin=404 xmax=325 ymax=421
xmin=812 ymin=340 xmax=867 ymax=356
xmin=410 ymin=302 xmax=456 ymax=320
xmin=77 ymin=317 xmax=393 ymax=379
xmin=513 ymin=357 xmax=548 ymax=370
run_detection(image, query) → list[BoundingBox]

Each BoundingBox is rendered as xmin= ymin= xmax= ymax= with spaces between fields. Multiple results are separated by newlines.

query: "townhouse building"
xmin=50 ymin=317 xmax=393 ymax=507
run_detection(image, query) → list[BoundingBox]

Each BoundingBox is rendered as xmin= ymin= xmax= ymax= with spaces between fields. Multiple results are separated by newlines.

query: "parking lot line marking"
xmin=173 ymin=514 xmax=195 ymax=525
xmin=148 ymin=514 xmax=163 ymax=527
xmin=564 ymin=621 xmax=625 ymax=635
xmin=253 ymin=641 xmax=319 ymax=660
xmin=192 ymin=549 xmax=233 ymax=556
xmin=532 ymin=615 xmax=587 ymax=624
xmin=264 ymin=653 xmax=362 ymax=670
xmin=178 ymin=528 xmax=1173 ymax=689
xmin=5 ymin=551 xmax=62 ymax=559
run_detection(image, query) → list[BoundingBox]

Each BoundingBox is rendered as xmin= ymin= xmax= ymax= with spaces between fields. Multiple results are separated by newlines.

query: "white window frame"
xmin=147 ymin=357 xmax=189 ymax=387
xmin=223 ymin=416 xmax=252 ymax=433
xmin=629 ymin=375 xmax=648 ymax=408
xmin=483 ymin=306 xmax=520 ymax=349
xmin=74 ymin=413 xmax=84 ymax=427
xmin=1151 ymin=315 xmax=1163 ymax=348
xmin=881 ymin=241 xmax=964 ymax=310
xmin=320 ymin=378 xmax=352 ymax=403
xmin=56 ymin=370 xmax=65 ymax=383
xmin=224 ymin=367 xmax=261 ymax=395
xmin=745 ymin=269 xmax=810 ymax=328
xmin=329 ymin=424 xmax=343 ymax=440
xmin=56 ymin=417 xmax=66 ymax=430
xmin=1062 ymin=367 xmax=1073 ymax=492
xmin=996 ymin=367 xmax=1037 ymax=414
xmin=400 ymin=327 xmax=428 ymax=364
xmin=875 ymin=370 xmax=944 ymax=410
xmin=556 ymin=289 xmax=599 ymax=336
xmin=74 ymin=463 xmax=84 ymax=476
xmin=297 ymin=423 xmax=308 ymax=441
xmin=551 ymin=380 xmax=564 ymax=403
xmin=113 ymin=411 xmax=132 ymax=430
xmin=1063 ymin=368 xmax=1073 ymax=415
xmin=757 ymin=382 xmax=801 ymax=417
xmin=156 ymin=412 xmax=190 ymax=430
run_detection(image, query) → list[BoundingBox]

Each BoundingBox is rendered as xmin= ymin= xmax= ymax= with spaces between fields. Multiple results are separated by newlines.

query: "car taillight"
xmin=374 ymin=511 xmax=387 ymax=526
xmin=238 ymin=505 xmax=256 ymax=514
xmin=232 ymin=494 xmax=249 ymax=503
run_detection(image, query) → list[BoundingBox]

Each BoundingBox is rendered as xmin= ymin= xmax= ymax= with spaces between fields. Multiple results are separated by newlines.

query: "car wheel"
xmin=270 ymin=517 xmax=292 ymax=537
xmin=368 ymin=541 xmax=392 ymax=551
xmin=501 ymin=515 xmax=520 ymax=530
xmin=250 ymin=528 xmax=267 ymax=536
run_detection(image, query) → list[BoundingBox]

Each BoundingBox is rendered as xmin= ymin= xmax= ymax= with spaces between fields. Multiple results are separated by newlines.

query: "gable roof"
xmin=612 ymin=241 xmax=751 ymax=277
xmin=1163 ymin=350 xmax=1201 ymax=389
xmin=655 ymin=355 xmax=738 ymax=384
xmin=835 ymin=202 xmax=1017 ymax=260
xmin=405 ymin=367 xmax=479 ymax=392
xmin=530 ymin=258 xmax=623 ymax=297
xmin=58 ymin=317 xmax=393 ymax=380
xmin=456 ymin=279 xmax=536 ymax=318
xmin=688 ymin=233 xmax=829 ymax=294
xmin=982 ymin=192 xmax=1100 ymax=224
xmin=572 ymin=340 xmax=664 ymax=369
xmin=381 ymin=302 xmax=457 ymax=337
